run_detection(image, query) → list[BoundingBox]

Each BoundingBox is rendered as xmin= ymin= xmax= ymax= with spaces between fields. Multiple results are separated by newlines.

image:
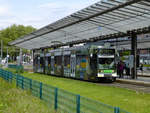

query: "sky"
xmin=0 ymin=0 xmax=101 ymax=30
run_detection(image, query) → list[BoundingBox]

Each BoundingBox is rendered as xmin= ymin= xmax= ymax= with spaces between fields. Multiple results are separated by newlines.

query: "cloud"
xmin=0 ymin=5 xmax=11 ymax=16
xmin=37 ymin=1 xmax=94 ymax=23
xmin=0 ymin=0 xmax=101 ymax=30
xmin=39 ymin=2 xmax=63 ymax=9
xmin=38 ymin=0 xmax=102 ymax=20
xmin=0 ymin=3 xmax=14 ymax=29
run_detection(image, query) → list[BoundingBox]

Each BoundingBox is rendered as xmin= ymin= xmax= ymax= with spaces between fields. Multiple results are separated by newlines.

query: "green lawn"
xmin=5 ymin=68 xmax=150 ymax=113
xmin=0 ymin=78 xmax=55 ymax=113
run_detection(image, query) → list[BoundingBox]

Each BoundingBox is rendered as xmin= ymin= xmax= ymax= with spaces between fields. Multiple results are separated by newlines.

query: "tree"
xmin=0 ymin=24 xmax=36 ymax=60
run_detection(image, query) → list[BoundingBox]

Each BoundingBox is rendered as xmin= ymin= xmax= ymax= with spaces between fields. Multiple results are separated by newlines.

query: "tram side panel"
xmin=33 ymin=55 xmax=38 ymax=73
xmin=36 ymin=55 xmax=41 ymax=73
xmin=51 ymin=53 xmax=55 ymax=75
xmin=53 ymin=50 xmax=64 ymax=76
xmin=72 ymin=48 xmax=97 ymax=81
xmin=75 ymin=55 xmax=87 ymax=80
xmin=45 ymin=56 xmax=48 ymax=74
xmin=39 ymin=56 xmax=44 ymax=73
xmin=63 ymin=54 xmax=71 ymax=77
xmin=54 ymin=55 xmax=63 ymax=76
xmin=45 ymin=53 xmax=51 ymax=75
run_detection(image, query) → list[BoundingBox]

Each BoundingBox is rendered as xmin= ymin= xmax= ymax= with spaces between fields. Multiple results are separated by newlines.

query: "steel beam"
xmin=131 ymin=33 xmax=137 ymax=79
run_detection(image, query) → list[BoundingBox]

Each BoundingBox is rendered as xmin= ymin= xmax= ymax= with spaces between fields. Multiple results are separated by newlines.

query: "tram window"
xmin=90 ymin=54 xmax=97 ymax=69
xmin=64 ymin=55 xmax=70 ymax=66
xmin=45 ymin=57 xmax=48 ymax=66
xmin=48 ymin=57 xmax=51 ymax=65
xmin=40 ymin=57 xmax=44 ymax=65
xmin=55 ymin=56 xmax=62 ymax=65
xmin=37 ymin=57 xmax=39 ymax=64
xmin=98 ymin=49 xmax=115 ymax=55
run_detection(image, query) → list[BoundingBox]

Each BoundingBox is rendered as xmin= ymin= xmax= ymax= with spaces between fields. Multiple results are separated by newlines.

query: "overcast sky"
xmin=0 ymin=0 xmax=100 ymax=30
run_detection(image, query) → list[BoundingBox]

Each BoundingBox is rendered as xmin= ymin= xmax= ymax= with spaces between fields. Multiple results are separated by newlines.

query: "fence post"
xmin=5 ymin=71 xmax=7 ymax=80
xmin=6 ymin=72 xmax=8 ymax=81
xmin=54 ymin=88 xmax=58 ymax=110
xmin=30 ymin=79 xmax=32 ymax=90
xmin=76 ymin=95 xmax=80 ymax=113
xmin=40 ymin=82 xmax=42 ymax=99
xmin=22 ymin=76 xmax=24 ymax=89
xmin=10 ymin=73 xmax=12 ymax=83
xmin=16 ymin=75 xmax=18 ymax=87
xmin=5 ymin=72 xmax=7 ymax=81
xmin=4 ymin=71 xmax=6 ymax=80
xmin=8 ymin=72 xmax=11 ymax=82
xmin=8 ymin=72 xmax=10 ymax=82
xmin=114 ymin=107 xmax=120 ymax=113
xmin=0 ymin=69 xmax=1 ymax=77
xmin=2 ymin=70 xmax=4 ymax=79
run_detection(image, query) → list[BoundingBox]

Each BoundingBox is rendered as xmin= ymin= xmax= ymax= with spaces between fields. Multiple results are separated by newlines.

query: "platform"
xmin=116 ymin=76 xmax=150 ymax=87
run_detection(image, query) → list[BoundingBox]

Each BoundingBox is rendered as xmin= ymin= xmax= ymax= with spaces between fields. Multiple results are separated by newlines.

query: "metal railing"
xmin=8 ymin=64 xmax=24 ymax=73
xmin=0 ymin=68 xmax=130 ymax=113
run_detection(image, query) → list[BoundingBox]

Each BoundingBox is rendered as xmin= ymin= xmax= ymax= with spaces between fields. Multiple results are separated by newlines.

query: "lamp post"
xmin=1 ymin=40 xmax=3 ymax=64
xmin=6 ymin=47 xmax=8 ymax=67
xmin=19 ymin=48 xmax=22 ymax=66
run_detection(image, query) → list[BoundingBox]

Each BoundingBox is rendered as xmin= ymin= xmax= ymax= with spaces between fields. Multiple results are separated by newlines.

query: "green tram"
xmin=33 ymin=45 xmax=117 ymax=82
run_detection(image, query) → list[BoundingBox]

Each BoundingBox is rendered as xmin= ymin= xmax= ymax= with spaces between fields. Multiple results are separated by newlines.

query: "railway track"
xmin=100 ymin=82 xmax=150 ymax=93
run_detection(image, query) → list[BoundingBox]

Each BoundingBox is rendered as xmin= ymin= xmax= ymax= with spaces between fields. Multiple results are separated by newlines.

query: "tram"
xmin=33 ymin=45 xmax=117 ymax=82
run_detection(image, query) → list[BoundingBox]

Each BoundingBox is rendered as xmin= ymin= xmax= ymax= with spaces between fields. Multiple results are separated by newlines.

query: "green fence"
xmin=8 ymin=64 xmax=24 ymax=73
xmin=0 ymin=68 xmax=130 ymax=113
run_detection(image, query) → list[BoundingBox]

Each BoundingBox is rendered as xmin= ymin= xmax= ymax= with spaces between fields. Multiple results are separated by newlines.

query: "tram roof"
xmin=10 ymin=0 xmax=150 ymax=50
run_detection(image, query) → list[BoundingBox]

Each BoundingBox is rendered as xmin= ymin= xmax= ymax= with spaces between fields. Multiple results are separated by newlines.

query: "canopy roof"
xmin=10 ymin=0 xmax=150 ymax=50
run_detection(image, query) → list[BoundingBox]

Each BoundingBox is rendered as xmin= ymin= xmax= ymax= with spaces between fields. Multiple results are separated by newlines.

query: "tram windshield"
xmin=97 ymin=49 xmax=115 ymax=69
xmin=98 ymin=49 xmax=115 ymax=55
xmin=98 ymin=58 xmax=115 ymax=69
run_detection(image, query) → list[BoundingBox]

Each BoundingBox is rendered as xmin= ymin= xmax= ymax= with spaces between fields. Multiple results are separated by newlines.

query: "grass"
xmin=5 ymin=68 xmax=150 ymax=113
xmin=143 ymin=64 xmax=150 ymax=67
xmin=0 ymin=78 xmax=56 ymax=113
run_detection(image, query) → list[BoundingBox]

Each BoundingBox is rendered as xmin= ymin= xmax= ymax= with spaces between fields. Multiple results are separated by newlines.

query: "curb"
xmin=137 ymin=75 xmax=150 ymax=77
xmin=116 ymin=79 xmax=150 ymax=87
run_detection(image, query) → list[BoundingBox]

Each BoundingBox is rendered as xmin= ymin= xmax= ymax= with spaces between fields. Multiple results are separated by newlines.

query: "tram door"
xmin=51 ymin=56 xmax=55 ymax=74
xmin=70 ymin=54 xmax=76 ymax=77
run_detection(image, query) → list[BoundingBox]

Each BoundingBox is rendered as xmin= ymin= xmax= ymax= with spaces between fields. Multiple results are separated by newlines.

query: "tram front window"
xmin=98 ymin=58 xmax=114 ymax=69
xmin=98 ymin=49 xmax=115 ymax=55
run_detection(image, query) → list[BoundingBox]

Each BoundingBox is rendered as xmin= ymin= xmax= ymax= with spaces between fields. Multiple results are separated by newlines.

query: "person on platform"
xmin=118 ymin=61 xmax=124 ymax=78
xmin=140 ymin=63 xmax=143 ymax=75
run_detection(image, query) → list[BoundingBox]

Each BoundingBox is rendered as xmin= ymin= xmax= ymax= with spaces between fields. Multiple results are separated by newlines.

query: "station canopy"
xmin=10 ymin=0 xmax=150 ymax=50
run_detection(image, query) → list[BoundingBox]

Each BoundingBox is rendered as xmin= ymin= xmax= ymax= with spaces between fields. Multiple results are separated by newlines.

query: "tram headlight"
xmin=99 ymin=70 xmax=104 ymax=73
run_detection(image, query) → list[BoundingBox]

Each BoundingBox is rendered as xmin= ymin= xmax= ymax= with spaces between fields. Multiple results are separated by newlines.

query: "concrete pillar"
xmin=131 ymin=33 xmax=137 ymax=79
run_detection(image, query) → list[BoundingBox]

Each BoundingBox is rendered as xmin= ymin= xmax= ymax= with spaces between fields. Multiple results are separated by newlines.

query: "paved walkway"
xmin=137 ymin=77 xmax=150 ymax=82
xmin=117 ymin=76 xmax=150 ymax=87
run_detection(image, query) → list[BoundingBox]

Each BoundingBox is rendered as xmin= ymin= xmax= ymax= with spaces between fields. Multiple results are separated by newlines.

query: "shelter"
xmin=10 ymin=0 xmax=150 ymax=79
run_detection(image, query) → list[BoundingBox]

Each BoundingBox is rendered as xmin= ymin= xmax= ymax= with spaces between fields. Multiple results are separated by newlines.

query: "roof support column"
xmin=131 ymin=33 xmax=137 ymax=79
xmin=42 ymin=49 xmax=45 ymax=74
xmin=33 ymin=50 xmax=35 ymax=71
